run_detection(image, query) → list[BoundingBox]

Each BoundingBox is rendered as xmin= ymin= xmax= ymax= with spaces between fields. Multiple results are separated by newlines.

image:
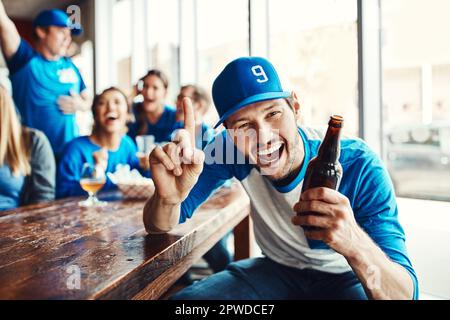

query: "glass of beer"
xmin=79 ymin=163 xmax=107 ymax=207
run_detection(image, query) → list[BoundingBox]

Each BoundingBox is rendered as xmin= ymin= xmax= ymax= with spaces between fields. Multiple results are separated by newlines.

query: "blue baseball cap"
xmin=33 ymin=9 xmax=83 ymax=36
xmin=212 ymin=56 xmax=291 ymax=129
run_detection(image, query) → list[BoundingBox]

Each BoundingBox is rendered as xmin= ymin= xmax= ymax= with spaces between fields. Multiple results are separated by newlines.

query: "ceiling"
xmin=3 ymin=0 xmax=77 ymax=19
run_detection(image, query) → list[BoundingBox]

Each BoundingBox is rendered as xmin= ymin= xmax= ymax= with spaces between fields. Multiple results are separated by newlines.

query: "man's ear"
xmin=35 ymin=27 xmax=47 ymax=40
xmin=291 ymin=91 xmax=301 ymax=115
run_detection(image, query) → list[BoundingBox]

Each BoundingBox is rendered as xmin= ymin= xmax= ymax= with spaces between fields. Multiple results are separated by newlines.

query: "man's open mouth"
xmin=257 ymin=142 xmax=284 ymax=166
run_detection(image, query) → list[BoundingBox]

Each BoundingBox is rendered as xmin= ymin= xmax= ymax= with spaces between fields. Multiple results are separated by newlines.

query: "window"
xmin=147 ymin=0 xmax=180 ymax=102
xmin=268 ymin=0 xmax=359 ymax=137
xmin=196 ymin=0 xmax=249 ymax=124
xmin=112 ymin=0 xmax=132 ymax=93
xmin=382 ymin=0 xmax=450 ymax=201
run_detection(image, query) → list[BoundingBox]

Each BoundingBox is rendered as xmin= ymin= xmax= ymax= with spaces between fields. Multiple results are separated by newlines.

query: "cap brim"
xmin=33 ymin=22 xmax=83 ymax=36
xmin=213 ymin=91 xmax=291 ymax=129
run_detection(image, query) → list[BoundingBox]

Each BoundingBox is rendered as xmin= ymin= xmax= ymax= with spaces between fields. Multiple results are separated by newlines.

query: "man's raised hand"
xmin=149 ymin=97 xmax=205 ymax=204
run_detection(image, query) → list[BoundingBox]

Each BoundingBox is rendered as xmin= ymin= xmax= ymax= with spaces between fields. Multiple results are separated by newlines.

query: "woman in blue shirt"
xmin=0 ymin=86 xmax=55 ymax=210
xmin=57 ymin=87 xmax=144 ymax=198
xmin=127 ymin=69 xmax=176 ymax=143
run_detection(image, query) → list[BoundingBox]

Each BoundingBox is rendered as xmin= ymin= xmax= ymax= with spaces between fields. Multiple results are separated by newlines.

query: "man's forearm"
xmin=345 ymin=228 xmax=414 ymax=300
xmin=0 ymin=1 xmax=20 ymax=59
xmin=143 ymin=192 xmax=181 ymax=233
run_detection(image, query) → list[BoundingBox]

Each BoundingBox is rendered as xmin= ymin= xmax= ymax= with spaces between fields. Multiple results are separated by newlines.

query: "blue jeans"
xmin=171 ymin=257 xmax=368 ymax=300
xmin=203 ymin=232 xmax=232 ymax=273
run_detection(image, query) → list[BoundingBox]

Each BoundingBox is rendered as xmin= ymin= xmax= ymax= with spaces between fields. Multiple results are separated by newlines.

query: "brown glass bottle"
xmin=300 ymin=116 xmax=344 ymax=229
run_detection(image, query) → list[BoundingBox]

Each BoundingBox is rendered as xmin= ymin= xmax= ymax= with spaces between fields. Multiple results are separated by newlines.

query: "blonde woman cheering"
xmin=0 ymin=86 xmax=55 ymax=210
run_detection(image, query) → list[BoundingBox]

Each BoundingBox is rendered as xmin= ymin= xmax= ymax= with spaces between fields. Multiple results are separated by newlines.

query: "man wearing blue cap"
xmin=0 ymin=1 xmax=89 ymax=160
xmin=143 ymin=57 xmax=418 ymax=300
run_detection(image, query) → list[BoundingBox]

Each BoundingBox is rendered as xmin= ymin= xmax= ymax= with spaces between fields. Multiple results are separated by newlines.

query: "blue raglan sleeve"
xmin=56 ymin=143 xmax=86 ymax=198
xmin=180 ymin=131 xmax=241 ymax=223
xmin=352 ymin=148 xmax=419 ymax=300
xmin=79 ymin=73 xmax=87 ymax=92
xmin=6 ymin=39 xmax=34 ymax=75
xmin=180 ymin=162 xmax=234 ymax=223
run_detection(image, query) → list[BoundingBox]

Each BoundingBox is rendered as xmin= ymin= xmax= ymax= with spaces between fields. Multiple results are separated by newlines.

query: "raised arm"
xmin=143 ymin=98 xmax=205 ymax=233
xmin=0 ymin=0 xmax=21 ymax=60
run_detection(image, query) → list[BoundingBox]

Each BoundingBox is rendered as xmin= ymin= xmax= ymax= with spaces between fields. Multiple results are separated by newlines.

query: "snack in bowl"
xmin=107 ymin=164 xmax=155 ymax=199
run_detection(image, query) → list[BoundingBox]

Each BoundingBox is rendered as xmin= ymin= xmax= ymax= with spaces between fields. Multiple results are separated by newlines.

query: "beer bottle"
xmin=300 ymin=115 xmax=343 ymax=230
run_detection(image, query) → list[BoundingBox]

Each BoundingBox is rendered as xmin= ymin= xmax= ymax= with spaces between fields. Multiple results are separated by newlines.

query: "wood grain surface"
xmin=0 ymin=184 xmax=250 ymax=300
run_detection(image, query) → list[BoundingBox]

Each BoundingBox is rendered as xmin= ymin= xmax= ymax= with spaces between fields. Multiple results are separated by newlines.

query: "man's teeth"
xmin=257 ymin=142 xmax=282 ymax=156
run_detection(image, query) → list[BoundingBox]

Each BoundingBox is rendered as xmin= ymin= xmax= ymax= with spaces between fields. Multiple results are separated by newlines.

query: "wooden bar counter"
xmin=0 ymin=183 xmax=251 ymax=300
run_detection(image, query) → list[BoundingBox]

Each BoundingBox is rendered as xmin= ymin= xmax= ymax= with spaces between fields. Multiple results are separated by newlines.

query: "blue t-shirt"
xmin=6 ymin=39 xmax=86 ymax=158
xmin=171 ymin=121 xmax=216 ymax=150
xmin=0 ymin=165 xmax=25 ymax=211
xmin=56 ymin=135 xmax=139 ymax=198
xmin=127 ymin=104 xmax=177 ymax=143
xmin=179 ymin=127 xmax=419 ymax=299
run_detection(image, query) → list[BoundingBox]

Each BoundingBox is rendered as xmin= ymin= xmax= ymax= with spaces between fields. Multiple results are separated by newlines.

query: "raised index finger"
xmin=182 ymin=97 xmax=196 ymax=147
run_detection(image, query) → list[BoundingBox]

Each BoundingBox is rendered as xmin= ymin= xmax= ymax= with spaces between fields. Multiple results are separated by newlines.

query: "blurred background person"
xmin=127 ymin=69 xmax=176 ymax=143
xmin=175 ymin=84 xmax=211 ymax=123
xmin=56 ymin=87 xmax=145 ymax=199
xmin=0 ymin=85 xmax=55 ymax=210
xmin=173 ymin=84 xmax=216 ymax=149
xmin=0 ymin=2 xmax=91 ymax=161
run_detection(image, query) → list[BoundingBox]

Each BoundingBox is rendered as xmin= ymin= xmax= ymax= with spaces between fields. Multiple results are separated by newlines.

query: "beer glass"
xmin=79 ymin=163 xmax=107 ymax=207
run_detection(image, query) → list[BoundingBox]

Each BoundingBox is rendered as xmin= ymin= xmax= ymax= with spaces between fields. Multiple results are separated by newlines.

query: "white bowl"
xmin=117 ymin=181 xmax=155 ymax=199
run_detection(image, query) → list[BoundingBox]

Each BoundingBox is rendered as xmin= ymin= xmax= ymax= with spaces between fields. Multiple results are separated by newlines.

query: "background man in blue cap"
xmin=0 ymin=1 xmax=90 ymax=160
xmin=143 ymin=56 xmax=418 ymax=299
